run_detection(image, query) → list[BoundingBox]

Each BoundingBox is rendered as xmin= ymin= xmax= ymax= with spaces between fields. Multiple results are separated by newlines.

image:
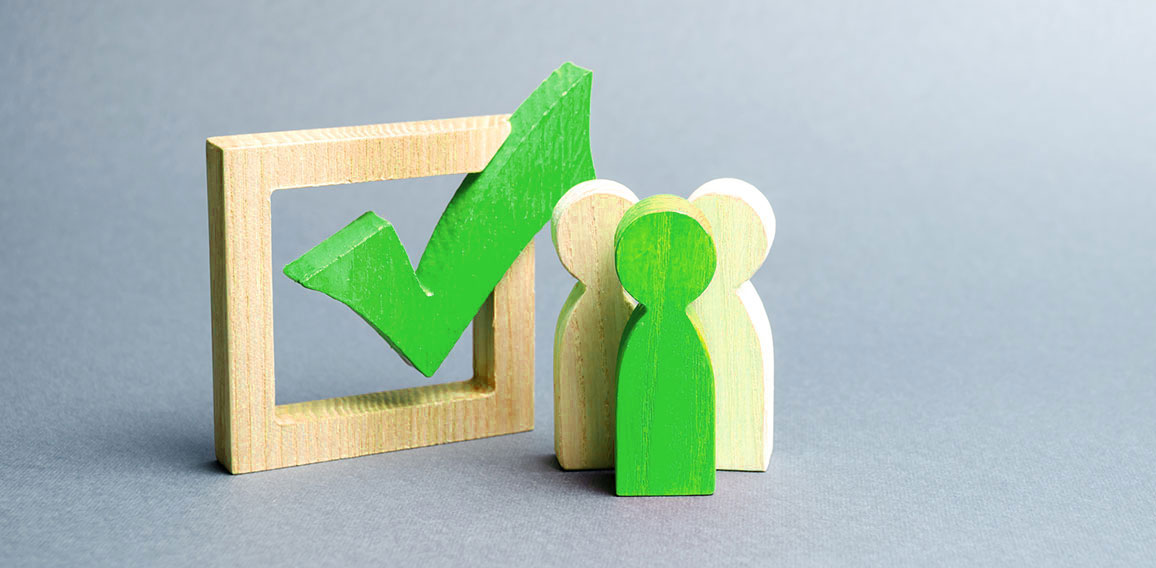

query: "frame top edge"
xmin=206 ymin=114 xmax=512 ymax=151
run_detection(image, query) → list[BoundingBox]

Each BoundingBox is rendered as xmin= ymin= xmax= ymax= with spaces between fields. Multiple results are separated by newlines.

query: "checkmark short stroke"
xmin=283 ymin=63 xmax=596 ymax=377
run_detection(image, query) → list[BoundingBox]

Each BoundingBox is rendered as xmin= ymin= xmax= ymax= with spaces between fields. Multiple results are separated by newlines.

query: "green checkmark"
xmin=283 ymin=63 xmax=595 ymax=377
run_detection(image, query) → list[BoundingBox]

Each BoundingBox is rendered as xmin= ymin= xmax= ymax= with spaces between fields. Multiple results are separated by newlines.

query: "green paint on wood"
xmin=283 ymin=63 xmax=596 ymax=377
xmin=614 ymin=195 xmax=718 ymax=496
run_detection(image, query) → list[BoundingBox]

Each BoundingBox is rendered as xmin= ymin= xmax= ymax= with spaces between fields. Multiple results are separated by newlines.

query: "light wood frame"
xmin=206 ymin=114 xmax=534 ymax=474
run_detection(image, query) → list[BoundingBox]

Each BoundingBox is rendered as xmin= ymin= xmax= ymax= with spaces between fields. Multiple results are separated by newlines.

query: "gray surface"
xmin=1 ymin=1 xmax=1154 ymax=565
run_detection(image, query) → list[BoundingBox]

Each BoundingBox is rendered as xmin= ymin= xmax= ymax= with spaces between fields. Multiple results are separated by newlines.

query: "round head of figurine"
xmin=551 ymin=180 xmax=639 ymax=283
xmin=689 ymin=178 xmax=775 ymax=286
xmin=614 ymin=195 xmax=717 ymax=308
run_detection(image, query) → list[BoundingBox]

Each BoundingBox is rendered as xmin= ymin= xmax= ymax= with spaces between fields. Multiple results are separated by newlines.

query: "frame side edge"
xmin=206 ymin=140 xmax=235 ymax=472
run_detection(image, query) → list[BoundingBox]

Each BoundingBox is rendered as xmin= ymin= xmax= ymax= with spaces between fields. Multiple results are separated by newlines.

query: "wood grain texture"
xmin=283 ymin=63 xmax=594 ymax=377
xmin=689 ymin=179 xmax=776 ymax=472
xmin=207 ymin=115 xmax=535 ymax=474
xmin=551 ymin=179 xmax=638 ymax=470
xmin=614 ymin=195 xmax=717 ymax=496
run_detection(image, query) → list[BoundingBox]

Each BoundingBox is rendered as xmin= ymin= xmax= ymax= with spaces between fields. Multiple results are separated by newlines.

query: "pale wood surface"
xmin=551 ymin=180 xmax=638 ymax=470
xmin=207 ymin=115 xmax=536 ymax=474
xmin=689 ymin=178 xmax=776 ymax=472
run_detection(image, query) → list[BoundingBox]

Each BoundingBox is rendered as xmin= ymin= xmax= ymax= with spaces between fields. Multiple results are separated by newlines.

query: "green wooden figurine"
xmin=614 ymin=195 xmax=718 ymax=496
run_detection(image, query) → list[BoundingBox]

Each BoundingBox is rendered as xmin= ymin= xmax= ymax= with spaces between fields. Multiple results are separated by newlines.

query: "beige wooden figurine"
xmin=551 ymin=180 xmax=638 ymax=469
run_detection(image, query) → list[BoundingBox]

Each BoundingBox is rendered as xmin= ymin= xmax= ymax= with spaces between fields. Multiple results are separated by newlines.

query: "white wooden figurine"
xmin=689 ymin=178 xmax=776 ymax=471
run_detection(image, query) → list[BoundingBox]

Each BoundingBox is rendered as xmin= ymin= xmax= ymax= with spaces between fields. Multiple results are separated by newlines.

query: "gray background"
xmin=1 ymin=1 xmax=1153 ymax=565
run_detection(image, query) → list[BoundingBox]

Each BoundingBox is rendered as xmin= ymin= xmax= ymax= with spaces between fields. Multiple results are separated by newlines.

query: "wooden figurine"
xmin=206 ymin=63 xmax=594 ymax=473
xmin=689 ymin=179 xmax=776 ymax=472
xmin=551 ymin=180 xmax=638 ymax=470
xmin=614 ymin=195 xmax=717 ymax=496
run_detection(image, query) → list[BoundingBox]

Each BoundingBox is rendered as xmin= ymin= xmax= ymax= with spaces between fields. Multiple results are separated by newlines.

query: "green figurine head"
xmin=614 ymin=195 xmax=717 ymax=309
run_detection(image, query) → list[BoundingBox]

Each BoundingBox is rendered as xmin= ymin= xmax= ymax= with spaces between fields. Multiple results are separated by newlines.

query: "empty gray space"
xmin=1 ymin=1 xmax=1153 ymax=565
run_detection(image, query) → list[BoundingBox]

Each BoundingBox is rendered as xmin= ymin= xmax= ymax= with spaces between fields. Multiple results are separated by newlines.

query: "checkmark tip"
xmin=283 ymin=211 xmax=391 ymax=284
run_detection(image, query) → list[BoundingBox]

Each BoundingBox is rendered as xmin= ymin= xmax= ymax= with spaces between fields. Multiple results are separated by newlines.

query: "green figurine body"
xmin=614 ymin=195 xmax=717 ymax=496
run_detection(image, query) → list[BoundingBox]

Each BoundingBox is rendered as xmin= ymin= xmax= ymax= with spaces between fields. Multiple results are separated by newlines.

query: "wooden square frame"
xmin=206 ymin=115 xmax=534 ymax=474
